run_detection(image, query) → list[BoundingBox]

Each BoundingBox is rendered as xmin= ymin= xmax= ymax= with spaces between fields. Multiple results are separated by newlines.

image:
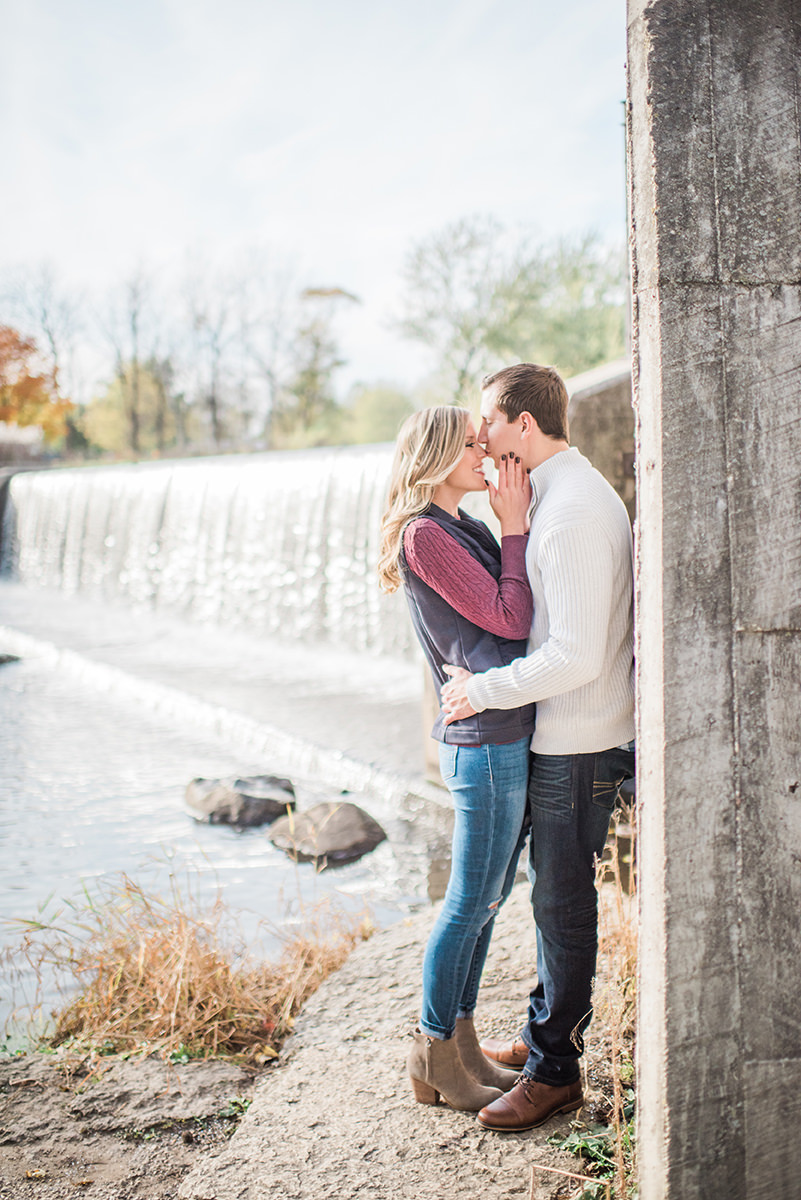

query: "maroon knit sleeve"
xmin=403 ymin=519 xmax=532 ymax=638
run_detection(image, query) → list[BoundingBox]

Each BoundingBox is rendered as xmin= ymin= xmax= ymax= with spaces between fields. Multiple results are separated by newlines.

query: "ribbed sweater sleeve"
xmin=403 ymin=520 xmax=532 ymax=639
xmin=466 ymin=521 xmax=615 ymax=710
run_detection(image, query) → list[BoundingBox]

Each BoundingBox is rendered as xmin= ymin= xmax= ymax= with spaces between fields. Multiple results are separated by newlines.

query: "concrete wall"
xmin=627 ymin=2 xmax=801 ymax=1197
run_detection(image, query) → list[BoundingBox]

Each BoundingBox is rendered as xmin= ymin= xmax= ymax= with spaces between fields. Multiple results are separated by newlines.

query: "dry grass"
xmin=594 ymin=800 xmax=637 ymax=1197
xmin=7 ymin=873 xmax=372 ymax=1063
xmin=543 ymin=803 xmax=637 ymax=1199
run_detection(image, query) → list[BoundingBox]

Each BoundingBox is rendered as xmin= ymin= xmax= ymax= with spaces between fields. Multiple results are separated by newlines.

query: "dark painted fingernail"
xmin=515 ymin=456 xmax=521 ymax=463
xmin=525 ymin=468 xmax=530 ymax=474
xmin=501 ymin=454 xmax=507 ymax=460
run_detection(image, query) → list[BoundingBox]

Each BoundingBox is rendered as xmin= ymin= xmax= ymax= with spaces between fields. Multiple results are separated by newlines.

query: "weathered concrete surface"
xmin=627 ymin=2 xmax=801 ymax=1197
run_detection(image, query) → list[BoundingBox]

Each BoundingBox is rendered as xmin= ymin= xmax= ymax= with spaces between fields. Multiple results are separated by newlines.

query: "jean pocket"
xmin=527 ymin=755 xmax=574 ymax=821
xmin=592 ymin=774 xmax=626 ymax=812
xmin=438 ymin=743 xmax=459 ymax=782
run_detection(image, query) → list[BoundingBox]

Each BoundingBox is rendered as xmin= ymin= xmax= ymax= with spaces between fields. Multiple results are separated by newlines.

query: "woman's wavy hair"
xmin=377 ymin=405 xmax=470 ymax=593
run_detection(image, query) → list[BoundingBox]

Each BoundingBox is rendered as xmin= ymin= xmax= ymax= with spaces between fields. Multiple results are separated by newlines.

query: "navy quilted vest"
xmin=400 ymin=504 xmax=536 ymax=746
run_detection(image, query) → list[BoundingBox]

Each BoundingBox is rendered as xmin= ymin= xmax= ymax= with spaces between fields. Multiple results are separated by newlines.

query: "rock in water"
xmin=269 ymin=801 xmax=387 ymax=867
xmin=185 ymin=775 xmax=296 ymax=826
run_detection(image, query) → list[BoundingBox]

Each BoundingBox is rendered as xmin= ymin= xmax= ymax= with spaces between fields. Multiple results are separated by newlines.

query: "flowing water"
xmin=0 ymin=446 xmax=450 ymax=1043
xmin=0 ymin=445 xmax=413 ymax=658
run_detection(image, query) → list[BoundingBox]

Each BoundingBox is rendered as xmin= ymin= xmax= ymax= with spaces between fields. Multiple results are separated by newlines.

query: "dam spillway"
xmin=0 ymin=444 xmax=414 ymax=660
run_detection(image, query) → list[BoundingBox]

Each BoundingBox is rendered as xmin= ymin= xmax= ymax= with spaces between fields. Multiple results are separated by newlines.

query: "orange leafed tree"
xmin=0 ymin=325 xmax=72 ymax=443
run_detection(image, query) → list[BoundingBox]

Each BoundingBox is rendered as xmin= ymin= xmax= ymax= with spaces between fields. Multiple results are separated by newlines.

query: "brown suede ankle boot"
xmin=406 ymin=1026 xmax=503 ymax=1112
xmin=454 ymin=1017 xmax=520 ymax=1091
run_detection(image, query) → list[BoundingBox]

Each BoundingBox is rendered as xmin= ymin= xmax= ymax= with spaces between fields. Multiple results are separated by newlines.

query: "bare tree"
xmin=396 ymin=216 xmax=538 ymax=403
xmin=238 ymin=254 xmax=300 ymax=449
xmin=271 ymin=288 xmax=359 ymax=447
xmin=181 ymin=259 xmax=249 ymax=449
xmin=145 ymin=354 xmax=175 ymax=453
xmin=1 ymin=263 xmax=84 ymax=400
xmin=179 ymin=252 xmax=358 ymax=451
xmin=396 ymin=217 xmax=626 ymax=397
xmin=97 ymin=267 xmax=183 ymax=457
xmin=98 ymin=270 xmax=154 ymax=455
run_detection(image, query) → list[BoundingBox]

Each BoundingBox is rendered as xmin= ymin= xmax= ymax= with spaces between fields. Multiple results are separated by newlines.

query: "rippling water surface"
xmin=0 ymin=654 xmax=443 ymax=1042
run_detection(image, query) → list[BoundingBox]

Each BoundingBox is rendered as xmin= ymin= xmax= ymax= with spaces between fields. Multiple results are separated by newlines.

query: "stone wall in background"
xmin=567 ymin=358 xmax=635 ymax=522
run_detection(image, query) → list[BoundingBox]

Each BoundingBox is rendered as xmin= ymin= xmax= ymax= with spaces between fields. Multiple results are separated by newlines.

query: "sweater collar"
xmin=528 ymin=446 xmax=587 ymax=512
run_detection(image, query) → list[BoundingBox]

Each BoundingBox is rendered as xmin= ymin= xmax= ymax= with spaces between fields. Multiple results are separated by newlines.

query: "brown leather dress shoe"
xmin=478 ymin=1034 xmax=530 ymax=1068
xmin=477 ymin=1075 xmax=583 ymax=1131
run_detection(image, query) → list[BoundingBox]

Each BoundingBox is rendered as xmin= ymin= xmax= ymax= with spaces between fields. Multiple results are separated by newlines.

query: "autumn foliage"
xmin=0 ymin=325 xmax=72 ymax=443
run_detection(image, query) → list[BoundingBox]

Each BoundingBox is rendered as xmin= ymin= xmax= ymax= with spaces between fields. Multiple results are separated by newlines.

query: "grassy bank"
xmin=5 ymin=872 xmax=373 ymax=1063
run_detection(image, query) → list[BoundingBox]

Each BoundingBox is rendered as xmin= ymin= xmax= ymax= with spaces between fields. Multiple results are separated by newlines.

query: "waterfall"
xmin=0 ymin=445 xmax=415 ymax=659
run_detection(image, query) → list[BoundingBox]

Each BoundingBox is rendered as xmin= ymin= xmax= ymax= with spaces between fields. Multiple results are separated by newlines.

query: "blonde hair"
xmin=377 ymin=406 xmax=470 ymax=593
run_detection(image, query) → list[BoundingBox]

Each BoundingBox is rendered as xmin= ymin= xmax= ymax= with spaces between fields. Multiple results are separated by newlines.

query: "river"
xmin=0 ymin=644 xmax=448 ymax=1046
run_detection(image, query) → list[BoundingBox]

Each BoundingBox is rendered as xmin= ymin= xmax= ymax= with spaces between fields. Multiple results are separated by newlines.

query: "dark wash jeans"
xmin=520 ymin=741 xmax=636 ymax=1087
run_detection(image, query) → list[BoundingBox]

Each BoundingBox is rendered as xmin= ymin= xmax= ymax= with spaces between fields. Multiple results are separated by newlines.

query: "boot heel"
xmin=410 ymin=1076 xmax=440 ymax=1105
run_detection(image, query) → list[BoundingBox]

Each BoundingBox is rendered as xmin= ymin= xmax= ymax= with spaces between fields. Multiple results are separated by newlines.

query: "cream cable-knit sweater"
xmin=466 ymin=447 xmax=635 ymax=755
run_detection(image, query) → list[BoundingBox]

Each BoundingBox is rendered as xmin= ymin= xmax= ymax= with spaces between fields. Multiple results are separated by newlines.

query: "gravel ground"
xmin=0 ymin=1053 xmax=260 ymax=1200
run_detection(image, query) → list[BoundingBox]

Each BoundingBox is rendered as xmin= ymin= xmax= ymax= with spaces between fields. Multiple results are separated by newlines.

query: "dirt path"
xmin=178 ymin=883 xmax=584 ymax=1200
xmin=1 ymin=884 xmax=618 ymax=1199
xmin=0 ymin=1054 xmax=259 ymax=1199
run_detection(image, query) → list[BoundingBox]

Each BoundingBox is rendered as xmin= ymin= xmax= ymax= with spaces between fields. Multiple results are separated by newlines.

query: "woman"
xmin=378 ymin=406 xmax=535 ymax=1112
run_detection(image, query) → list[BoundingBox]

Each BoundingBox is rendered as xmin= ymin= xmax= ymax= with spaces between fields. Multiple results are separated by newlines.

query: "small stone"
xmin=185 ymin=775 xmax=296 ymax=827
xmin=268 ymin=801 xmax=387 ymax=867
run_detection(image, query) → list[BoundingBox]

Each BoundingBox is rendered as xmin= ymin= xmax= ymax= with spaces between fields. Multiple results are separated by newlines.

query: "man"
xmin=440 ymin=363 xmax=635 ymax=1132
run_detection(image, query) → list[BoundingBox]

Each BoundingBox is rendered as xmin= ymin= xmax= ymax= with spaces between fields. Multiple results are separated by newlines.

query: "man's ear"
xmin=518 ymin=412 xmax=540 ymax=438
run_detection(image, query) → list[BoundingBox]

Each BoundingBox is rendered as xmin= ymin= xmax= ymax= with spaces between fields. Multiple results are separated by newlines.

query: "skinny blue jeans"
xmin=420 ymin=736 xmax=530 ymax=1039
xmin=521 ymin=741 xmax=636 ymax=1085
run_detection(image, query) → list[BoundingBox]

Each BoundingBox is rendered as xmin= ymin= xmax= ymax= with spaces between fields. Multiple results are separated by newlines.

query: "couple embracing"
xmin=377 ymin=363 xmax=635 ymax=1133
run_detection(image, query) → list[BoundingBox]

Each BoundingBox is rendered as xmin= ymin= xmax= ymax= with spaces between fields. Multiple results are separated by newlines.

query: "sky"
xmin=3 ymin=0 xmax=628 ymax=393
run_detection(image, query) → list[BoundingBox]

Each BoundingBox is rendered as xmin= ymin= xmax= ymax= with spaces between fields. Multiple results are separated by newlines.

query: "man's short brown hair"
xmin=482 ymin=363 xmax=569 ymax=441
